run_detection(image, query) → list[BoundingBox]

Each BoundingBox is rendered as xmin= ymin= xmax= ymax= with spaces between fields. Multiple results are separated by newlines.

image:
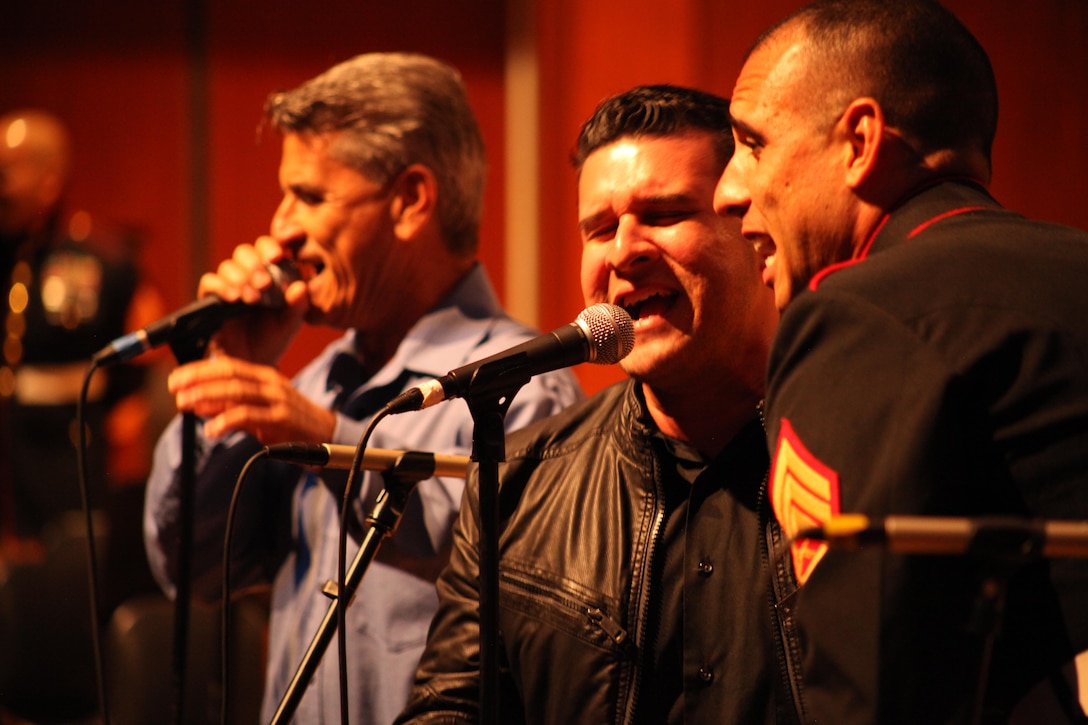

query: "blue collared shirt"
xmin=144 ymin=265 xmax=583 ymax=723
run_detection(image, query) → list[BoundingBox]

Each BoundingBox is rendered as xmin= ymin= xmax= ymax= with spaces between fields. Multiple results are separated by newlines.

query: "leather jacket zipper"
xmin=622 ymin=452 xmax=666 ymax=724
xmin=586 ymin=606 xmax=633 ymax=651
xmin=499 ymin=571 xmax=633 ymax=653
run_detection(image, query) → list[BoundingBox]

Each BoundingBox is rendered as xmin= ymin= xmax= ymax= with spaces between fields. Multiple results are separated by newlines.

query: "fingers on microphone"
xmin=196 ymin=270 xmax=235 ymax=303
xmin=213 ymin=248 xmax=269 ymax=304
xmin=254 ymin=235 xmax=285 ymax=263
xmin=284 ymin=279 xmax=311 ymax=310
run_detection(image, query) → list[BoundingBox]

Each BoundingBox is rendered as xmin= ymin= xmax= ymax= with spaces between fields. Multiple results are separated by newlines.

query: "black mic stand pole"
xmin=962 ymin=525 xmax=1049 ymax=725
xmin=167 ymin=335 xmax=213 ymax=725
xmin=462 ymin=363 xmax=525 ymax=725
xmin=269 ymin=451 xmax=437 ymax=725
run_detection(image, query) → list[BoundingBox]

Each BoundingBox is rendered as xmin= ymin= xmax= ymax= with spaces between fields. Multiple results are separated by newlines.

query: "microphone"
xmin=797 ymin=514 xmax=1088 ymax=558
xmin=92 ymin=259 xmax=301 ymax=366
xmin=265 ymin=442 xmax=470 ymax=478
xmin=385 ymin=303 xmax=635 ymax=414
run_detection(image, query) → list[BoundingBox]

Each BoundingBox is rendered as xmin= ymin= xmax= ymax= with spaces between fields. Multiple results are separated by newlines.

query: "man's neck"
xmin=351 ymin=262 xmax=475 ymax=382
xmin=642 ymin=381 xmax=763 ymax=459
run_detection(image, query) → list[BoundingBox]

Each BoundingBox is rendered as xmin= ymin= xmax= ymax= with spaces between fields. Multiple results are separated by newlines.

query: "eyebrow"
xmin=286 ymin=181 xmax=323 ymax=197
xmin=577 ymin=210 xmax=610 ymax=237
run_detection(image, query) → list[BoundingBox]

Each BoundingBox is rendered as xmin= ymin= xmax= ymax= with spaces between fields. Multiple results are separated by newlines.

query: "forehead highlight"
xmin=580 ymin=134 xmax=720 ymax=199
xmin=733 ymin=33 xmax=831 ymax=141
xmin=577 ymin=134 xmax=719 ymax=229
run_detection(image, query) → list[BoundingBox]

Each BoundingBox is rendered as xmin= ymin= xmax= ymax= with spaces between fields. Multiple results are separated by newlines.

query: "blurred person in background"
xmin=0 ymin=108 xmax=168 ymax=723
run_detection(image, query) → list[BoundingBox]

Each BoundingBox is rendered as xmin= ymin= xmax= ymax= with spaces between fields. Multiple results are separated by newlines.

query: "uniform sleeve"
xmin=764 ymin=290 xmax=1000 ymax=724
xmin=503 ymin=368 xmax=584 ymax=433
xmin=766 ymin=289 xmax=988 ymax=531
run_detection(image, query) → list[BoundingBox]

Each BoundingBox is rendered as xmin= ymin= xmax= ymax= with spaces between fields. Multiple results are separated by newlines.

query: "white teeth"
xmin=765 ymin=253 xmax=776 ymax=269
xmin=625 ymin=290 xmax=659 ymax=305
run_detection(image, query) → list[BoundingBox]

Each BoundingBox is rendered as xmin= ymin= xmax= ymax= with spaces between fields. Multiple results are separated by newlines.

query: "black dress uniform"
xmin=2 ymin=233 xmax=138 ymax=536
xmin=764 ymin=179 xmax=1088 ymax=724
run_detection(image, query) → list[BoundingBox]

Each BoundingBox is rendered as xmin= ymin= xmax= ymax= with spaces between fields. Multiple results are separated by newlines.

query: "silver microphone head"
xmin=577 ymin=303 xmax=635 ymax=365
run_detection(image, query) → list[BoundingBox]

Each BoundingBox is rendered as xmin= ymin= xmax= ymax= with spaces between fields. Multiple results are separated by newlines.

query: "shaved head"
xmin=0 ymin=109 xmax=72 ymax=236
xmin=755 ymin=0 xmax=997 ymax=170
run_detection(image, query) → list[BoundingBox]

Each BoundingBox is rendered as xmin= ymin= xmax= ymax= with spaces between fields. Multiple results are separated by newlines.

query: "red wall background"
xmin=4 ymin=0 xmax=1087 ymax=394
xmin=1 ymin=0 xmax=509 ymax=376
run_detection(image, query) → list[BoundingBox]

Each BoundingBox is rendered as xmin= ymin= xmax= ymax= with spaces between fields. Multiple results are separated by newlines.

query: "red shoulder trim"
xmin=907 ymin=205 xmax=990 ymax=239
xmin=809 ymin=190 xmax=989 ymax=292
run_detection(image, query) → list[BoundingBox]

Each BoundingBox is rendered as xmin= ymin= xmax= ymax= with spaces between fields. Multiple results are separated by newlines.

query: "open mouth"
xmin=750 ymin=238 xmax=777 ymax=287
xmin=277 ymin=246 xmax=326 ymax=285
xmin=617 ymin=289 xmax=678 ymax=321
xmin=293 ymin=258 xmax=325 ymax=282
xmin=760 ymin=250 xmax=777 ymax=287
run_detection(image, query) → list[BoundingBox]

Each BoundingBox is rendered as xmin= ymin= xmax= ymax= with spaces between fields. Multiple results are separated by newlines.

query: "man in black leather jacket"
xmin=397 ymin=86 xmax=798 ymax=724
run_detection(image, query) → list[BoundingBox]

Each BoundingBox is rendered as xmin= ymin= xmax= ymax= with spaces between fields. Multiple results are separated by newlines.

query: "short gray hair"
xmin=264 ymin=52 xmax=486 ymax=256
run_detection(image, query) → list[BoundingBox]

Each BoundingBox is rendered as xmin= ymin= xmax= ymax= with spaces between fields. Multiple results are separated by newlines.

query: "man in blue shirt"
xmin=144 ymin=53 xmax=582 ymax=723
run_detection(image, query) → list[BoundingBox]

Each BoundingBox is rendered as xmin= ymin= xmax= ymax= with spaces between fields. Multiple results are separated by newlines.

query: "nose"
xmin=713 ymin=159 xmax=750 ymax=220
xmin=605 ymin=217 xmax=658 ymax=272
xmin=270 ymin=194 xmax=304 ymax=247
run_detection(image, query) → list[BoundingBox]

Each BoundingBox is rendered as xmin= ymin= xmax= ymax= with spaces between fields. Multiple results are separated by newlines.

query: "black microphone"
xmin=92 ymin=259 xmax=301 ymax=366
xmin=386 ymin=303 xmax=635 ymax=414
xmin=797 ymin=514 xmax=1088 ymax=558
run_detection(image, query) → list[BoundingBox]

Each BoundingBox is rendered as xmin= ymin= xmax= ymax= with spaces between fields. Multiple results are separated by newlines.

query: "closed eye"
xmin=288 ymin=185 xmax=324 ymax=207
xmin=731 ymin=118 xmax=765 ymax=161
xmin=579 ymin=215 xmax=617 ymax=243
xmin=642 ymin=209 xmax=694 ymax=227
xmin=738 ymin=137 xmax=763 ymax=160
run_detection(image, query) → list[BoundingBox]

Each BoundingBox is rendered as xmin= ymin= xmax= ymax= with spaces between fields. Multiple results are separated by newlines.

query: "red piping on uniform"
xmin=808 ymin=212 xmax=892 ymax=290
xmin=906 ymin=206 xmax=990 ymax=239
xmin=809 ymin=177 xmax=989 ymax=292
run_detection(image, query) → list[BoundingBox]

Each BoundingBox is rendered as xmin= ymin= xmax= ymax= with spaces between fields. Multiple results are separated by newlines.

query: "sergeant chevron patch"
xmin=770 ymin=418 xmax=840 ymax=585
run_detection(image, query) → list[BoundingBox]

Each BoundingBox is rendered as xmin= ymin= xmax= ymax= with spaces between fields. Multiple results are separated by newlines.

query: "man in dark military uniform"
xmin=0 ymin=109 xmax=141 ymax=543
xmin=715 ymin=1 xmax=1088 ymax=722
xmin=0 ymin=108 xmax=157 ymax=722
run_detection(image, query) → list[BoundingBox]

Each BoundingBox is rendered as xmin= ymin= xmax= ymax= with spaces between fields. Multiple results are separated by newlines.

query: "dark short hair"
xmin=572 ymin=84 xmax=733 ymax=172
xmin=761 ymin=0 xmax=998 ymax=166
xmin=264 ymin=52 xmax=486 ymax=256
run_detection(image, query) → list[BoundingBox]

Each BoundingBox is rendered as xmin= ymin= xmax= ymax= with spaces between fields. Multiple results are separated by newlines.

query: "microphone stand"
xmin=269 ymin=451 xmax=438 ymax=724
xmin=963 ymin=524 xmax=1049 ymax=725
xmin=966 ymin=563 xmax=1010 ymax=725
xmin=167 ymin=335 xmax=212 ymax=725
xmin=801 ymin=515 xmax=1088 ymax=723
xmin=461 ymin=362 xmax=524 ymax=725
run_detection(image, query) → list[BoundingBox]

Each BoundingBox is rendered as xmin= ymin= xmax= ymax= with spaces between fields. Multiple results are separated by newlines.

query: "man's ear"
xmin=840 ymin=97 xmax=885 ymax=190
xmin=389 ymin=164 xmax=438 ymax=240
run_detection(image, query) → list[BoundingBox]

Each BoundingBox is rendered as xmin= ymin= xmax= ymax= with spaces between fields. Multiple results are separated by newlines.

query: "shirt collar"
xmin=327 ymin=263 xmax=508 ymax=393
